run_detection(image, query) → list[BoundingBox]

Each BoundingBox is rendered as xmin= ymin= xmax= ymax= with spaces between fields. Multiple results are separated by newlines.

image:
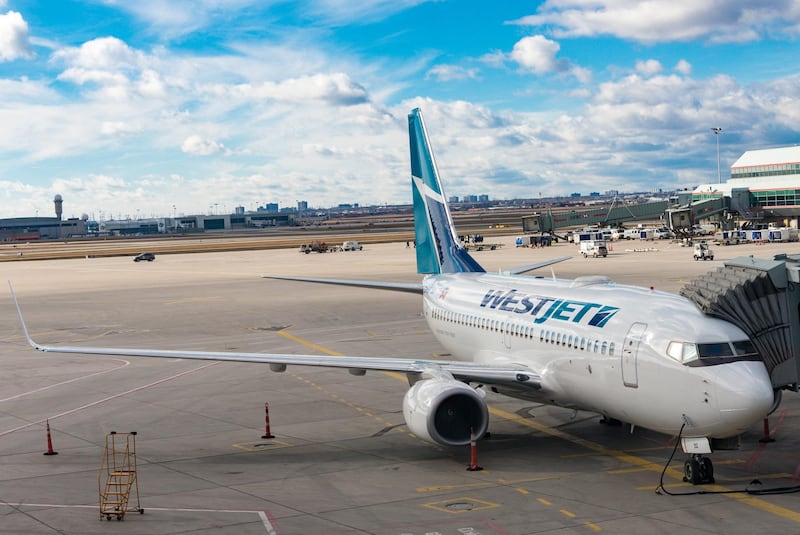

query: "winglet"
xmin=8 ymin=281 xmax=45 ymax=352
xmin=409 ymin=108 xmax=484 ymax=275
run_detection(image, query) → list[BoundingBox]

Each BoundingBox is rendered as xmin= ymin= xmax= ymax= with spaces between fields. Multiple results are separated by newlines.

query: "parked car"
xmin=133 ymin=252 xmax=156 ymax=262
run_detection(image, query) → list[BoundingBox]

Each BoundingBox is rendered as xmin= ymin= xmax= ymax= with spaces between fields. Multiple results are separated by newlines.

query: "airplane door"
xmin=622 ymin=322 xmax=647 ymax=388
xmin=501 ymin=321 xmax=512 ymax=349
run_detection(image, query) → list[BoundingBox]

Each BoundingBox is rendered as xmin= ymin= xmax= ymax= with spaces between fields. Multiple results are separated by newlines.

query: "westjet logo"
xmin=479 ymin=289 xmax=619 ymax=328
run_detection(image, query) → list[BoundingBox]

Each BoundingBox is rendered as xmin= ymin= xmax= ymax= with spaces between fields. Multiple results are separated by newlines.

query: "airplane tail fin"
xmin=408 ymin=108 xmax=485 ymax=275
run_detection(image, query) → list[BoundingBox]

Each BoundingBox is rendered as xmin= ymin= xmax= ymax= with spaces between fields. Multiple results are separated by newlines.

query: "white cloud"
xmin=636 ymin=59 xmax=663 ymax=76
xmin=510 ymin=35 xmax=561 ymax=74
xmin=426 ymin=64 xmax=479 ymax=82
xmin=215 ymin=72 xmax=369 ymax=105
xmin=674 ymin=59 xmax=692 ymax=75
xmin=506 ymin=35 xmax=590 ymax=83
xmin=181 ymin=135 xmax=229 ymax=156
xmin=510 ymin=0 xmax=800 ymax=44
xmin=54 ymin=36 xmax=142 ymax=70
xmin=101 ymin=121 xmax=142 ymax=136
xmin=0 ymin=11 xmax=34 ymax=61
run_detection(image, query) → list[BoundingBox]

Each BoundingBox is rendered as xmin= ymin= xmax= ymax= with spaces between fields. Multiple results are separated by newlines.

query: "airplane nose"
xmin=716 ymin=362 xmax=774 ymax=433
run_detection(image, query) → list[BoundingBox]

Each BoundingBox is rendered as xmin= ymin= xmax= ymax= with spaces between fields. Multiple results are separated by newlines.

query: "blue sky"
xmin=1 ymin=1 xmax=799 ymax=219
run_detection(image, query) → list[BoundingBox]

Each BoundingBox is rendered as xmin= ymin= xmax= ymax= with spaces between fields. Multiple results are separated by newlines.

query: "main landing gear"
xmin=683 ymin=454 xmax=715 ymax=485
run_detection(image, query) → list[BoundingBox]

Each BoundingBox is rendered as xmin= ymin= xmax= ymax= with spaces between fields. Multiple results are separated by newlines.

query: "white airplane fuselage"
xmin=422 ymin=272 xmax=774 ymax=439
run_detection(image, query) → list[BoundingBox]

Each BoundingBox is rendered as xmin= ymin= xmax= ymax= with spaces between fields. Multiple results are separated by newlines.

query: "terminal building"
xmin=689 ymin=145 xmax=800 ymax=223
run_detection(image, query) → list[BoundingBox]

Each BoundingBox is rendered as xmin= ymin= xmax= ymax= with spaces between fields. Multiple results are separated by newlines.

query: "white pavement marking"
xmin=0 ymin=358 xmax=131 ymax=402
xmin=0 ymin=502 xmax=277 ymax=534
xmin=0 ymin=361 xmax=220 ymax=437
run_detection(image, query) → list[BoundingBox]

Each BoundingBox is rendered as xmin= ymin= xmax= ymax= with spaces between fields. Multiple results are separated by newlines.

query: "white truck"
xmin=580 ymin=240 xmax=608 ymax=258
xmin=342 ymin=241 xmax=363 ymax=251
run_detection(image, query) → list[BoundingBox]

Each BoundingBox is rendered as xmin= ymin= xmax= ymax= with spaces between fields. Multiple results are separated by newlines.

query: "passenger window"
xmin=601 ymin=341 xmax=607 ymax=355
xmin=608 ymin=342 xmax=615 ymax=356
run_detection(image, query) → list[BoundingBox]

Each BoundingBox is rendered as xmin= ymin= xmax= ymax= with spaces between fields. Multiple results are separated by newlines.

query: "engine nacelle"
xmin=402 ymin=378 xmax=489 ymax=446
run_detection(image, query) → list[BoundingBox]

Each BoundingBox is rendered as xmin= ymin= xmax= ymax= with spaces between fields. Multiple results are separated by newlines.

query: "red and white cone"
xmin=466 ymin=427 xmax=482 ymax=471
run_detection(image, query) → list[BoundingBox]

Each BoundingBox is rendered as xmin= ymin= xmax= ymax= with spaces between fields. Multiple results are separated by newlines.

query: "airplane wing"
xmin=9 ymin=284 xmax=540 ymax=389
xmin=262 ymin=256 xmax=571 ymax=290
xmin=505 ymin=256 xmax=571 ymax=275
xmin=262 ymin=275 xmax=423 ymax=293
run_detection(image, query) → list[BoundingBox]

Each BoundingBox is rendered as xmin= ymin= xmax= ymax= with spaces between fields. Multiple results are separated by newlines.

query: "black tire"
xmin=699 ymin=457 xmax=714 ymax=483
xmin=684 ymin=458 xmax=701 ymax=484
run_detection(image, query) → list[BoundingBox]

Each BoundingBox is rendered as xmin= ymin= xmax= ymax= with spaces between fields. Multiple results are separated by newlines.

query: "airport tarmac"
xmin=1 ymin=237 xmax=799 ymax=534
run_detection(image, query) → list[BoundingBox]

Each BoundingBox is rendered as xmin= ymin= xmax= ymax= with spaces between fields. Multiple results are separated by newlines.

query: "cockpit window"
xmin=698 ymin=343 xmax=734 ymax=358
xmin=667 ymin=339 xmax=761 ymax=366
xmin=732 ymin=339 xmax=758 ymax=356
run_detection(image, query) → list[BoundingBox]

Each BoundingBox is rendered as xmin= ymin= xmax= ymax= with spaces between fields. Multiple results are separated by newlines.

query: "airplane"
xmin=10 ymin=108 xmax=775 ymax=486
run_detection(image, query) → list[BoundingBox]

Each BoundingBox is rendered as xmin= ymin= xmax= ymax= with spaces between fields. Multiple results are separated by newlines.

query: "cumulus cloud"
xmin=510 ymin=35 xmax=562 ymax=74
xmin=505 ymin=35 xmax=590 ymax=82
xmin=181 ymin=135 xmax=229 ymax=156
xmin=636 ymin=59 xmax=663 ymax=76
xmin=510 ymin=0 xmax=800 ymax=44
xmin=54 ymin=36 xmax=142 ymax=70
xmin=0 ymin=11 xmax=34 ymax=61
xmin=674 ymin=59 xmax=692 ymax=75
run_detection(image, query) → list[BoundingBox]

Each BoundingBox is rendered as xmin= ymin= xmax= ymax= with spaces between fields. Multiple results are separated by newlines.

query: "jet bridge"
xmin=680 ymin=254 xmax=800 ymax=391
xmin=521 ymin=200 xmax=670 ymax=235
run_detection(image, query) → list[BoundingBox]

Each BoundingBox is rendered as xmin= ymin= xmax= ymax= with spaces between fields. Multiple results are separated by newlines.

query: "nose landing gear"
xmin=683 ymin=454 xmax=715 ymax=485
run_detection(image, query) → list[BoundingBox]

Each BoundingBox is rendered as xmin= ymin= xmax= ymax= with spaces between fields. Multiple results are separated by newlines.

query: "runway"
xmin=1 ymin=237 xmax=799 ymax=534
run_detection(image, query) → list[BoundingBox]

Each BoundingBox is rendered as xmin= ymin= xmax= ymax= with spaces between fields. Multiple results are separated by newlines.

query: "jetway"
xmin=521 ymin=200 xmax=670 ymax=234
xmin=664 ymin=197 xmax=730 ymax=236
xmin=680 ymin=254 xmax=800 ymax=391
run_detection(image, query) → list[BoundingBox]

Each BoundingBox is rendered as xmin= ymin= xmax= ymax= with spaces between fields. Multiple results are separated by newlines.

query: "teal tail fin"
xmin=408 ymin=108 xmax=485 ymax=275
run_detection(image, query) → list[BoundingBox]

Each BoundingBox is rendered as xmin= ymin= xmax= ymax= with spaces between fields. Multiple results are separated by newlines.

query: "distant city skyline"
xmin=1 ymin=2 xmax=797 ymax=218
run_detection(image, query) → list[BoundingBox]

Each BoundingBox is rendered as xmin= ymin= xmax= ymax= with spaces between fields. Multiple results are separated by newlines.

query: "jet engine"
xmin=402 ymin=378 xmax=489 ymax=446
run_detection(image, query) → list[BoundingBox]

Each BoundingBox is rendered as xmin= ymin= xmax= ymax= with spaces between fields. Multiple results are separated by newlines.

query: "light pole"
xmin=711 ymin=127 xmax=723 ymax=183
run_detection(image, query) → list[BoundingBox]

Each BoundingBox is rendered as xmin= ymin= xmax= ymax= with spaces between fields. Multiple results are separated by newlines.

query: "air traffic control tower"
xmin=682 ymin=254 xmax=800 ymax=398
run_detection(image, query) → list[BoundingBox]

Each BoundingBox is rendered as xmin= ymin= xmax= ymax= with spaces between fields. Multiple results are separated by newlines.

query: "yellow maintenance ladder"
xmin=99 ymin=431 xmax=144 ymax=521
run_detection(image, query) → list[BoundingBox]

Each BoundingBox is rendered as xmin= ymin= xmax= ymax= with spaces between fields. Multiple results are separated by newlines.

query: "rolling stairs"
xmin=99 ymin=431 xmax=144 ymax=521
